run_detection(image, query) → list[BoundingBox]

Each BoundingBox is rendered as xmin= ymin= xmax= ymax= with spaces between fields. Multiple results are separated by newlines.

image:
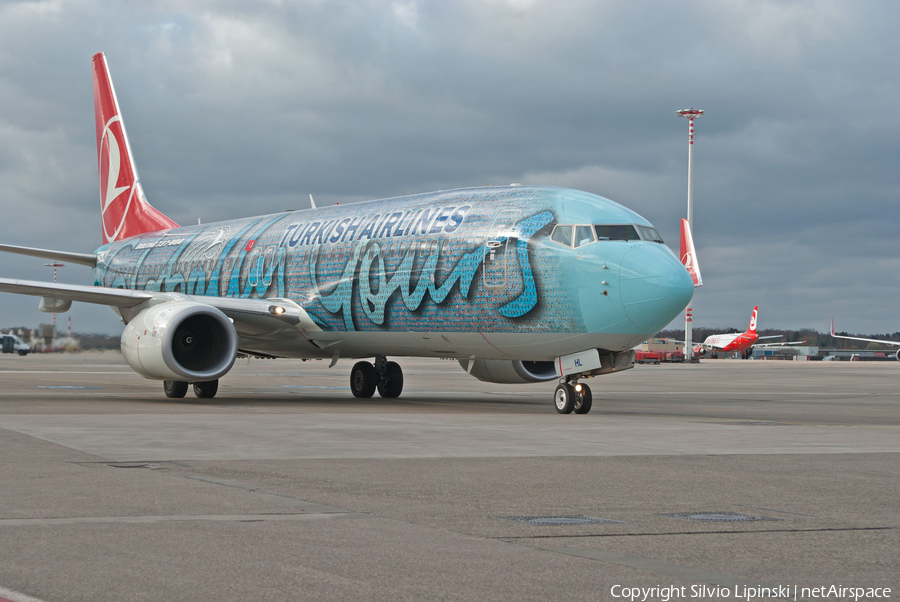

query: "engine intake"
xmin=459 ymin=359 xmax=557 ymax=384
xmin=121 ymin=302 xmax=238 ymax=381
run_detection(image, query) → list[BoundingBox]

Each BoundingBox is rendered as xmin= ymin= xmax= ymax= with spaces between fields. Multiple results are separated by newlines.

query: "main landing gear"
xmin=350 ymin=356 xmax=403 ymax=398
xmin=163 ymin=379 xmax=219 ymax=399
xmin=554 ymin=380 xmax=593 ymax=415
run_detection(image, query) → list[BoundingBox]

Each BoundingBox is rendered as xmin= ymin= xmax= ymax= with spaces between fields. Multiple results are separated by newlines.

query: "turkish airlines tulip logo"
xmin=99 ymin=116 xmax=136 ymax=243
xmin=681 ymin=250 xmax=701 ymax=286
xmin=681 ymin=250 xmax=696 ymax=272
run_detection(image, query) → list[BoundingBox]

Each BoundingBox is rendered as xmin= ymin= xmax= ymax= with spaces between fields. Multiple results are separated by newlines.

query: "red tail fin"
xmin=747 ymin=306 xmax=759 ymax=334
xmin=679 ymin=219 xmax=702 ymax=287
xmin=92 ymin=52 xmax=178 ymax=244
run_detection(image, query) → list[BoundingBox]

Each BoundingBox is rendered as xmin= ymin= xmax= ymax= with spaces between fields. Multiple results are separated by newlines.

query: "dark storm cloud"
xmin=1 ymin=0 xmax=898 ymax=334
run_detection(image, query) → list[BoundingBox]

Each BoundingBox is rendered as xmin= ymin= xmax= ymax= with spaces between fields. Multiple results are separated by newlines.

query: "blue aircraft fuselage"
xmin=92 ymin=185 xmax=693 ymax=360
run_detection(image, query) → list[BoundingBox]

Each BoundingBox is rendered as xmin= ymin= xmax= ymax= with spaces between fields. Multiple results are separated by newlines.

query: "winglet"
xmin=93 ymin=52 xmax=178 ymax=244
xmin=830 ymin=317 xmax=835 ymax=337
xmin=679 ymin=219 xmax=702 ymax=287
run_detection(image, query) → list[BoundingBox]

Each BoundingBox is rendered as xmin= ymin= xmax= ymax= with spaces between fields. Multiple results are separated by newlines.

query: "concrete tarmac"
xmin=0 ymin=352 xmax=896 ymax=601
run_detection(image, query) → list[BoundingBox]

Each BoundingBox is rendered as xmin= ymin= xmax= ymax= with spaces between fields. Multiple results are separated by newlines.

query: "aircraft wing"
xmin=0 ymin=277 xmax=314 ymax=329
xmin=830 ymin=318 xmax=900 ymax=347
xmin=0 ymin=244 xmax=97 ymax=267
xmin=756 ymin=340 xmax=807 ymax=348
xmin=756 ymin=335 xmax=784 ymax=340
xmin=0 ymin=278 xmax=153 ymax=308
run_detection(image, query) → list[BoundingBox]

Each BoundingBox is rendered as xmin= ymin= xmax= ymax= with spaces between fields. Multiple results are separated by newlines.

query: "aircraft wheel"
xmin=554 ymin=383 xmax=575 ymax=414
xmin=377 ymin=361 xmax=404 ymax=398
xmin=193 ymin=380 xmax=219 ymax=399
xmin=350 ymin=361 xmax=378 ymax=398
xmin=17 ymin=350 xmax=28 ymax=356
xmin=573 ymin=384 xmax=593 ymax=414
xmin=164 ymin=380 xmax=188 ymax=399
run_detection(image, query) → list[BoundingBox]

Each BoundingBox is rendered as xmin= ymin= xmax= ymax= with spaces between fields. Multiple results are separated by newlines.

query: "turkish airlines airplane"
xmin=0 ymin=53 xmax=696 ymax=413
xmin=830 ymin=319 xmax=900 ymax=361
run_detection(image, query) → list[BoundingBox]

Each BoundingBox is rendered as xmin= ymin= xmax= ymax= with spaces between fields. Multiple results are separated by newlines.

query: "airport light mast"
xmin=676 ymin=108 xmax=703 ymax=362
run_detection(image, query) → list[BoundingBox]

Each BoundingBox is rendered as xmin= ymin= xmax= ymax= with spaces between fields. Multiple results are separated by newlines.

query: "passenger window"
xmin=594 ymin=224 xmax=640 ymax=241
xmin=551 ymin=225 xmax=573 ymax=247
xmin=574 ymin=225 xmax=595 ymax=248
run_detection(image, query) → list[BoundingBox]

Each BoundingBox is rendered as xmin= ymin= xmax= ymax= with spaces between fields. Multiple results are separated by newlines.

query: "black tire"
xmin=164 ymin=380 xmax=188 ymax=399
xmin=350 ymin=361 xmax=378 ymax=398
xmin=554 ymin=383 xmax=575 ymax=414
xmin=193 ymin=380 xmax=219 ymax=399
xmin=377 ymin=361 xmax=404 ymax=398
xmin=17 ymin=350 xmax=28 ymax=356
xmin=573 ymin=384 xmax=593 ymax=414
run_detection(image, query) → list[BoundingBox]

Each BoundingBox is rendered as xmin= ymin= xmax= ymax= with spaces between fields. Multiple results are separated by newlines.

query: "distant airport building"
xmin=642 ymin=338 xmax=681 ymax=353
xmin=751 ymin=346 xmax=818 ymax=361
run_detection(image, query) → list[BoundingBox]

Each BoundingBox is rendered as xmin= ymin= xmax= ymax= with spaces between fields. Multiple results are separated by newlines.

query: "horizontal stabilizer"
xmin=0 ymin=244 xmax=97 ymax=267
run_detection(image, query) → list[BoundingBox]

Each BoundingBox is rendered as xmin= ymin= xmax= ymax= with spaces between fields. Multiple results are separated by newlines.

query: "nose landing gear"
xmin=554 ymin=380 xmax=593 ymax=414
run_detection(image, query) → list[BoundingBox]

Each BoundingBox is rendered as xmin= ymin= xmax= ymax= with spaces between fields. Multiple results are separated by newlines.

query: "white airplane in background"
xmin=0 ymin=53 xmax=697 ymax=413
xmin=669 ymin=306 xmax=805 ymax=359
xmin=830 ymin=319 xmax=900 ymax=361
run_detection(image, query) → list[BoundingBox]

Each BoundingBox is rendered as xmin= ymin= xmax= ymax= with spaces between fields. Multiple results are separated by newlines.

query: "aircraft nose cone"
xmin=619 ymin=244 xmax=694 ymax=332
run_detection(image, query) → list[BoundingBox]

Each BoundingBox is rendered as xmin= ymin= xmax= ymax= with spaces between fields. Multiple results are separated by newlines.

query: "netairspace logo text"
xmin=610 ymin=584 xmax=892 ymax=601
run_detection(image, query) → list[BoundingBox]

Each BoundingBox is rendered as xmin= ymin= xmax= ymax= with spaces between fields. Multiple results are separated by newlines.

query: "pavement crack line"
xmin=0 ymin=514 xmax=369 ymax=526
xmin=184 ymin=474 xmax=361 ymax=515
xmin=495 ymin=526 xmax=895 ymax=540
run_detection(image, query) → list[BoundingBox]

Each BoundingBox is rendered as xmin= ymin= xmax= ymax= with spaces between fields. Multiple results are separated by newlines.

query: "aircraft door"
xmin=483 ymin=210 xmax=520 ymax=290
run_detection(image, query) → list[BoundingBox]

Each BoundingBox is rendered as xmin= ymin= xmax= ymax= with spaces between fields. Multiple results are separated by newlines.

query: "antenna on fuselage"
xmin=309 ymin=194 xmax=317 ymax=210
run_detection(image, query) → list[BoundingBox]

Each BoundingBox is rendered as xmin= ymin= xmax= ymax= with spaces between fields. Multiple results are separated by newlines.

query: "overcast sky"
xmin=1 ymin=0 xmax=898 ymax=336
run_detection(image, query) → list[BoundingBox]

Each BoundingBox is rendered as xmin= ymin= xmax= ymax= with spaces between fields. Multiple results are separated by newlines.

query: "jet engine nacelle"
xmin=895 ymin=349 xmax=900 ymax=362
xmin=459 ymin=359 xmax=558 ymax=384
xmin=121 ymin=302 xmax=238 ymax=381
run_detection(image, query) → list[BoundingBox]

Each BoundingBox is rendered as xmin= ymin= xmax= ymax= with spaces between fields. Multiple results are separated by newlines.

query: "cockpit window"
xmin=594 ymin=224 xmax=640 ymax=241
xmin=574 ymin=225 xmax=595 ymax=248
xmin=637 ymin=226 xmax=664 ymax=243
xmin=550 ymin=225 xmax=573 ymax=247
xmin=552 ymin=223 xmax=663 ymax=247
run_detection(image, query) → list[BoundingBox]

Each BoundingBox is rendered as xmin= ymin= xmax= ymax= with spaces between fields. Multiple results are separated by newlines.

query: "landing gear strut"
xmin=350 ymin=356 xmax=404 ymax=398
xmin=554 ymin=379 xmax=592 ymax=414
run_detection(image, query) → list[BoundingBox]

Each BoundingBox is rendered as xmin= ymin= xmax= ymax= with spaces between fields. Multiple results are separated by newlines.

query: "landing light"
xmin=574 ymin=384 xmax=583 ymax=392
xmin=268 ymin=305 xmax=286 ymax=315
